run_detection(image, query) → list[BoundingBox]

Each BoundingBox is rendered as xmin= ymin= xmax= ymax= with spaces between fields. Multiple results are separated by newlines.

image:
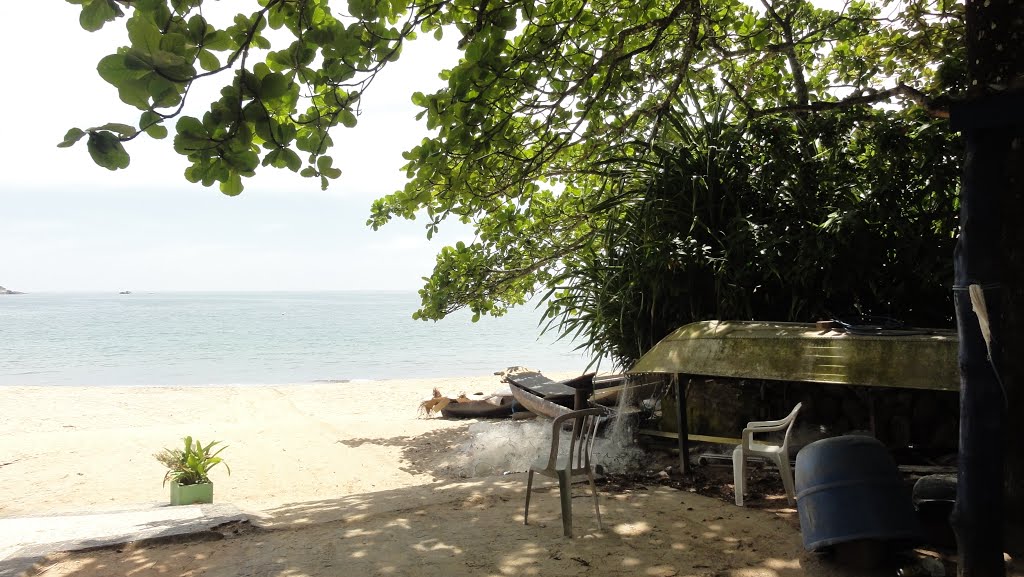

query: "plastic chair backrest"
xmin=743 ymin=402 xmax=802 ymax=452
xmin=778 ymin=402 xmax=802 ymax=452
xmin=542 ymin=407 xmax=605 ymax=474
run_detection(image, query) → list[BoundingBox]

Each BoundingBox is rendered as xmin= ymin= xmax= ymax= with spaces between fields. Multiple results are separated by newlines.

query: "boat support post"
xmin=675 ymin=374 xmax=690 ymax=475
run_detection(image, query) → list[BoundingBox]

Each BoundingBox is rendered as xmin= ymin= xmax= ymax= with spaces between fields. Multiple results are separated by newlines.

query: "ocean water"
xmin=0 ymin=292 xmax=595 ymax=386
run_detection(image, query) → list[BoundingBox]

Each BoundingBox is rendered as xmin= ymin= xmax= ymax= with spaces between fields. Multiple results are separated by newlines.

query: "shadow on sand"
xmin=19 ymin=471 xmax=923 ymax=577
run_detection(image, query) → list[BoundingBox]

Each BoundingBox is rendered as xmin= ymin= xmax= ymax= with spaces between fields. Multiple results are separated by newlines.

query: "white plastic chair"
xmin=524 ymin=407 xmax=605 ymax=537
xmin=732 ymin=402 xmax=802 ymax=506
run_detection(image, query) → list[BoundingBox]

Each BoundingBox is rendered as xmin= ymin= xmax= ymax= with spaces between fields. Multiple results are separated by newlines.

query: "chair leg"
xmin=776 ymin=453 xmax=797 ymax=506
xmin=587 ymin=469 xmax=602 ymax=531
xmin=732 ymin=445 xmax=745 ymax=507
xmin=524 ymin=470 xmax=534 ymax=525
xmin=557 ymin=470 xmax=573 ymax=537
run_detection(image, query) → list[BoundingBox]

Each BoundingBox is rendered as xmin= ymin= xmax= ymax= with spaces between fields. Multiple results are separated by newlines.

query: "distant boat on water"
xmin=119 ymin=290 xmax=132 ymax=295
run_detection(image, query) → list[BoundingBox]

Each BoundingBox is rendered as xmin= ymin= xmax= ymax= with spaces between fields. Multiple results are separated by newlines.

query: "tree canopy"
xmin=63 ymin=0 xmax=963 ymax=351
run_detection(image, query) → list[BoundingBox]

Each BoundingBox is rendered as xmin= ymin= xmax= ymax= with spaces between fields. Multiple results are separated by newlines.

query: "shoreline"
xmin=0 ymin=366 xmax=598 ymax=389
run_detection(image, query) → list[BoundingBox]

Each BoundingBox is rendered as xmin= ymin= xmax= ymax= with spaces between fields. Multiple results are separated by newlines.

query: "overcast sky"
xmin=0 ymin=2 xmax=466 ymax=292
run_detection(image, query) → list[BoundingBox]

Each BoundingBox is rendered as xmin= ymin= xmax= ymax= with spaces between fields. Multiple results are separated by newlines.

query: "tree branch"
xmin=751 ymin=83 xmax=951 ymax=118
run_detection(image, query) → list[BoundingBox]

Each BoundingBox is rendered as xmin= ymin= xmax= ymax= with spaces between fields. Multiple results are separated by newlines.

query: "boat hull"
xmin=509 ymin=383 xmax=574 ymax=419
xmin=590 ymin=374 xmax=667 ymax=406
xmin=440 ymin=396 xmax=515 ymax=419
xmin=630 ymin=320 xmax=957 ymax=391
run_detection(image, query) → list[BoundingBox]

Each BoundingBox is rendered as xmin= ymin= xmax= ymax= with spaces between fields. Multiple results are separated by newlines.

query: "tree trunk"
xmin=1004 ymin=148 xmax=1024 ymax=551
xmin=951 ymin=125 xmax=1007 ymax=577
xmin=952 ymin=0 xmax=1024 ymax=573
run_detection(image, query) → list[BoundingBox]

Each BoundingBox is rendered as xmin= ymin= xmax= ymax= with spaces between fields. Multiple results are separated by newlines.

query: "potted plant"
xmin=155 ymin=436 xmax=230 ymax=505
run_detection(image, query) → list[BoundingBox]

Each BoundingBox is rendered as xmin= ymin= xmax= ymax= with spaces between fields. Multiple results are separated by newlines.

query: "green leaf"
xmin=198 ymin=49 xmax=221 ymax=72
xmin=57 ymin=128 xmax=87 ymax=148
xmin=151 ymin=50 xmax=189 ymax=70
xmin=340 ymin=110 xmax=357 ymax=128
xmin=187 ymin=14 xmax=209 ymax=40
xmin=94 ymin=123 xmax=137 ymax=137
xmin=316 ymin=156 xmax=335 ymax=172
xmin=260 ymin=73 xmax=290 ymax=99
xmin=80 ymin=0 xmax=119 ymax=32
xmin=140 ymin=110 xmax=161 ymax=126
xmin=281 ymin=148 xmax=302 ymax=172
xmin=145 ymin=124 xmax=169 ymax=139
xmin=203 ymin=30 xmax=232 ymax=51
xmin=176 ymin=116 xmax=205 ymax=138
xmin=86 ymin=131 xmax=131 ymax=170
xmin=220 ymin=171 xmax=244 ymax=195
xmin=147 ymin=75 xmax=182 ymax=108
xmin=268 ymin=5 xmax=286 ymax=29
xmin=97 ymin=53 xmax=150 ymax=83
xmin=126 ymin=12 xmax=162 ymax=54
xmin=262 ymin=148 xmax=283 ymax=168
xmin=348 ymin=0 xmax=375 ymax=20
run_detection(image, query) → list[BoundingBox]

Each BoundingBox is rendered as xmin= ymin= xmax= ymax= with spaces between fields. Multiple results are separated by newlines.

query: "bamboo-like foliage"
xmin=545 ymin=108 xmax=962 ymax=368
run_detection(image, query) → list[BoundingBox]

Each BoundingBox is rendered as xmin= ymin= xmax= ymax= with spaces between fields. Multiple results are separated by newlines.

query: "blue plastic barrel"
xmin=795 ymin=435 xmax=921 ymax=551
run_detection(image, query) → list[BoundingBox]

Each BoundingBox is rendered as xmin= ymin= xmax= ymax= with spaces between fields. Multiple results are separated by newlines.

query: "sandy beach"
xmin=1 ymin=376 xmax=1017 ymax=577
xmin=0 ymin=375 xmax=526 ymax=517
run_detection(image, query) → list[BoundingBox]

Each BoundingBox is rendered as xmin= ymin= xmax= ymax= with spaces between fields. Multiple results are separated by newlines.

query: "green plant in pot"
xmin=155 ymin=436 xmax=230 ymax=506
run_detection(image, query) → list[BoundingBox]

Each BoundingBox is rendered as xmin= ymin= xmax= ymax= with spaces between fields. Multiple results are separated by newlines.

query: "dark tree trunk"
xmin=1004 ymin=164 xmax=1024 ymax=556
xmin=951 ymin=126 xmax=1008 ymax=577
xmin=952 ymin=0 xmax=1024 ymax=573
xmin=1004 ymin=148 xmax=1024 ymax=549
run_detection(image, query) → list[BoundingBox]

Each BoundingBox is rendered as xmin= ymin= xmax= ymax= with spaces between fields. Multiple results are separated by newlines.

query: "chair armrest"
xmin=740 ymin=403 xmax=801 ymax=449
xmin=745 ymin=418 xmax=791 ymax=429
xmin=741 ymin=420 xmax=790 ymax=447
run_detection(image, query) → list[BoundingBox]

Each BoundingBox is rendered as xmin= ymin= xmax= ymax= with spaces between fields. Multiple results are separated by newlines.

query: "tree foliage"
xmin=64 ymin=0 xmax=964 ymax=349
xmin=546 ymin=107 xmax=961 ymax=366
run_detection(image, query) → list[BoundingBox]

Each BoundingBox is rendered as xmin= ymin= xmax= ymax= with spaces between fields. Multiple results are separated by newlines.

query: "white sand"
xmin=0 ymin=375 xmax=523 ymax=516
xmin=3 ymin=376 xmax=1003 ymax=577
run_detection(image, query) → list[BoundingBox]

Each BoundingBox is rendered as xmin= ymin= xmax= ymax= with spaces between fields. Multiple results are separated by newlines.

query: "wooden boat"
xmin=590 ymin=373 xmax=668 ymax=406
xmin=509 ymin=382 xmax=574 ymax=419
xmin=504 ymin=372 xmax=594 ymax=419
xmin=440 ymin=395 xmax=515 ymax=419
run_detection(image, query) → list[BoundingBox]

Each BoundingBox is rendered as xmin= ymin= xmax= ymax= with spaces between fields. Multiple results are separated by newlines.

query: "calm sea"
xmin=0 ymin=292 xmax=595 ymax=386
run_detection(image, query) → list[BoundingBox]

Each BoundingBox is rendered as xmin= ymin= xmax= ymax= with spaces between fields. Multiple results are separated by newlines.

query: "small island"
xmin=119 ymin=290 xmax=132 ymax=295
xmin=0 ymin=285 xmax=23 ymax=295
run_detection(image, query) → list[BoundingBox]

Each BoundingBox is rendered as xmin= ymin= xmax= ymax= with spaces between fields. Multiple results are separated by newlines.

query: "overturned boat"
xmin=630 ymin=320 xmax=958 ymax=391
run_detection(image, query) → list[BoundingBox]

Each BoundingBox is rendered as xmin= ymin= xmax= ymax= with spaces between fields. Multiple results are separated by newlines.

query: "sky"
xmin=0 ymin=2 xmax=466 ymax=292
